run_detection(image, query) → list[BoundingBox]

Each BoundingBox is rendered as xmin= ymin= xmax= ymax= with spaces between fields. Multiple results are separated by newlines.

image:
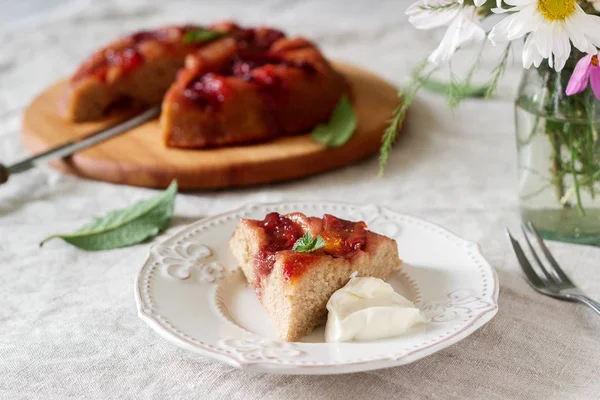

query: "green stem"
xmin=578 ymin=169 xmax=600 ymax=187
xmin=521 ymin=183 xmax=553 ymax=201
xmin=569 ymin=136 xmax=585 ymax=216
xmin=585 ymin=96 xmax=598 ymax=199
xmin=485 ymin=43 xmax=511 ymax=98
xmin=548 ymin=128 xmax=567 ymax=205
xmin=519 ymin=113 xmax=540 ymax=148
xmin=379 ymin=60 xmax=437 ymax=174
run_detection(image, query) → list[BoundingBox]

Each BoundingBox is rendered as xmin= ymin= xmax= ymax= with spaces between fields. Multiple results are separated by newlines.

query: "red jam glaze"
xmin=131 ymin=25 xmax=205 ymax=43
xmin=106 ymin=48 xmax=144 ymax=73
xmin=252 ymin=212 xmax=368 ymax=284
xmin=230 ymin=53 xmax=316 ymax=82
xmin=320 ymin=214 xmax=367 ymax=258
xmin=281 ymin=253 xmax=320 ymax=282
xmin=253 ymin=212 xmax=302 ymax=281
xmin=73 ymin=47 xmax=144 ymax=82
xmin=255 ymin=251 xmax=277 ymax=280
xmin=73 ymin=25 xmax=204 ymax=82
xmin=181 ymin=54 xmax=315 ymax=106
xmin=248 ymin=64 xmax=281 ymax=86
xmin=183 ymin=73 xmax=232 ymax=109
xmin=130 ymin=30 xmax=171 ymax=43
xmin=227 ymin=25 xmax=286 ymax=51
xmin=261 ymin=212 xmax=301 ymax=250
xmin=181 ymin=26 xmax=315 ymax=107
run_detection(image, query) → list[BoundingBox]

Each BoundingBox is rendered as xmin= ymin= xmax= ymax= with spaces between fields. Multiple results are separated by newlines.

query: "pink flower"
xmin=566 ymin=53 xmax=600 ymax=100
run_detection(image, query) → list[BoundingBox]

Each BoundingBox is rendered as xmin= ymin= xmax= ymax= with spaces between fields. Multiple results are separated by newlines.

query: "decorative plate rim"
xmin=134 ymin=201 xmax=499 ymax=374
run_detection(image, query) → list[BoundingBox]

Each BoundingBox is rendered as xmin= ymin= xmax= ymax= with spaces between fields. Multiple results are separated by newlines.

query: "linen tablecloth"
xmin=1 ymin=1 xmax=599 ymax=399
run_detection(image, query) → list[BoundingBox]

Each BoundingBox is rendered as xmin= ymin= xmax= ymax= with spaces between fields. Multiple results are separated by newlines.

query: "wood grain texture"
xmin=22 ymin=62 xmax=401 ymax=190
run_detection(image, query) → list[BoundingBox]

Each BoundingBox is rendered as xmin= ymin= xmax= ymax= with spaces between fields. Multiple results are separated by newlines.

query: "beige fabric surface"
xmin=0 ymin=1 xmax=599 ymax=399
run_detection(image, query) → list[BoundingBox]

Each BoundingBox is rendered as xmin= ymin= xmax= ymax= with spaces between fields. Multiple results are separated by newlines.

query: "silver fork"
xmin=506 ymin=222 xmax=600 ymax=316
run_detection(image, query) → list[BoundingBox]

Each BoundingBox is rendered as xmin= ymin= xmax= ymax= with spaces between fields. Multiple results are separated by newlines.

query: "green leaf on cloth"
xmin=311 ymin=95 xmax=357 ymax=148
xmin=40 ymin=181 xmax=178 ymax=251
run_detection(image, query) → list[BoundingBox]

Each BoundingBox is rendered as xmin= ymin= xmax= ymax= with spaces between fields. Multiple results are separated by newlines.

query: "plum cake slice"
xmin=229 ymin=212 xmax=401 ymax=342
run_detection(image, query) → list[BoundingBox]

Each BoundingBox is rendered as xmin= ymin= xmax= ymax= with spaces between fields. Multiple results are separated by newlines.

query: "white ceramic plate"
xmin=134 ymin=202 xmax=498 ymax=375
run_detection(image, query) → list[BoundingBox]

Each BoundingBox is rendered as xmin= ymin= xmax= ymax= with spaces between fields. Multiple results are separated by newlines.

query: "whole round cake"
xmin=61 ymin=22 xmax=348 ymax=149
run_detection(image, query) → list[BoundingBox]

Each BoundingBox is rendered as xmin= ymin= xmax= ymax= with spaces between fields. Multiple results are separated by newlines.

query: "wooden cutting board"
xmin=22 ymin=62 xmax=401 ymax=190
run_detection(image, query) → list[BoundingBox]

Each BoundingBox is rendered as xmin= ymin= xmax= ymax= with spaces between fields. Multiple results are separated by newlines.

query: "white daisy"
xmin=489 ymin=0 xmax=600 ymax=71
xmin=588 ymin=0 xmax=600 ymax=12
xmin=406 ymin=0 xmax=487 ymax=64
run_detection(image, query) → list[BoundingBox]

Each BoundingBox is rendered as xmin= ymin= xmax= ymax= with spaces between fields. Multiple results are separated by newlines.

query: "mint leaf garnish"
xmin=40 ymin=181 xmax=178 ymax=251
xmin=292 ymin=232 xmax=326 ymax=253
xmin=311 ymin=95 xmax=357 ymax=148
xmin=183 ymin=29 xmax=225 ymax=45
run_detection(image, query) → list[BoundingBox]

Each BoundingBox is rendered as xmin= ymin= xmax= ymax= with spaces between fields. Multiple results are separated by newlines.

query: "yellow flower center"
xmin=593 ymin=55 xmax=599 ymax=67
xmin=537 ymin=0 xmax=576 ymax=21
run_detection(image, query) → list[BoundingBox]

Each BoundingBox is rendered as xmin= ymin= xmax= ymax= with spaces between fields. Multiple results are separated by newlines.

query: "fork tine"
xmin=527 ymin=222 xmax=574 ymax=286
xmin=520 ymin=223 xmax=557 ymax=283
xmin=506 ymin=229 xmax=545 ymax=288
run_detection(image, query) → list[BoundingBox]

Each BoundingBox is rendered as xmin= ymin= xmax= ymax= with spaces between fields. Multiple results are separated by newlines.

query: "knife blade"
xmin=0 ymin=106 xmax=160 ymax=185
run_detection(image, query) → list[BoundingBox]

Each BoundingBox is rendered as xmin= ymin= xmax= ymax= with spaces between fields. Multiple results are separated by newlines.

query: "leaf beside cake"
xmin=229 ymin=212 xmax=424 ymax=342
xmin=60 ymin=22 xmax=356 ymax=148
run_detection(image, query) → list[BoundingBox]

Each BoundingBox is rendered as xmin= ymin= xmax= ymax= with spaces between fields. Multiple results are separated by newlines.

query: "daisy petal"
xmin=522 ymin=33 xmax=543 ymax=69
xmin=491 ymin=7 xmax=515 ymax=14
xmin=427 ymin=6 xmax=485 ymax=64
xmin=554 ymin=55 xmax=568 ymax=72
xmin=564 ymin=18 xmax=593 ymax=54
xmin=555 ymin=23 xmax=571 ymax=59
xmin=580 ymin=13 xmax=600 ymax=47
xmin=533 ymin=23 xmax=552 ymax=59
xmin=551 ymin=23 xmax=571 ymax=71
xmin=407 ymin=3 xmax=460 ymax=30
xmin=505 ymin=0 xmax=533 ymax=5
xmin=489 ymin=4 xmax=536 ymax=44
xmin=428 ymin=11 xmax=464 ymax=63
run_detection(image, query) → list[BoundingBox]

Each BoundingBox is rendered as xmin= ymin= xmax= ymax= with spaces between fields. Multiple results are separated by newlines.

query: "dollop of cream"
xmin=325 ymin=276 xmax=424 ymax=342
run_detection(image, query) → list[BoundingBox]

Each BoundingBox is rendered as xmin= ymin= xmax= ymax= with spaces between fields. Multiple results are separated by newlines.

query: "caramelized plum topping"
xmin=249 ymin=65 xmax=281 ymax=86
xmin=282 ymin=253 xmax=320 ymax=281
xmin=254 ymin=29 xmax=285 ymax=49
xmin=252 ymin=213 xmax=301 ymax=285
xmin=73 ymin=26 xmax=208 ymax=82
xmin=106 ymin=48 xmax=144 ymax=72
xmin=250 ymin=213 xmax=368 ymax=286
xmin=130 ymin=30 xmax=170 ymax=43
xmin=255 ymin=250 xmax=277 ymax=279
xmin=73 ymin=47 xmax=144 ymax=82
xmin=261 ymin=212 xmax=301 ymax=251
xmin=230 ymin=54 xmax=316 ymax=83
xmin=235 ymin=27 xmax=285 ymax=50
xmin=319 ymin=214 xmax=367 ymax=258
xmin=183 ymin=73 xmax=231 ymax=109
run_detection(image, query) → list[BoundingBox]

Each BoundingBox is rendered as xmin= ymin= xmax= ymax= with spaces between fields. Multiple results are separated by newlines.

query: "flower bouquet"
xmin=382 ymin=0 xmax=600 ymax=244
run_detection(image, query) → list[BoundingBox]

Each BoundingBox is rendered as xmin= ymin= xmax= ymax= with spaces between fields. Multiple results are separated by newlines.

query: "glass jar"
xmin=515 ymin=52 xmax=600 ymax=244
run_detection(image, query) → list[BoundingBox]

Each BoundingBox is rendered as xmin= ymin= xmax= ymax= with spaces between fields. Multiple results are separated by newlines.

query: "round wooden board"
xmin=22 ymin=62 xmax=400 ymax=190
